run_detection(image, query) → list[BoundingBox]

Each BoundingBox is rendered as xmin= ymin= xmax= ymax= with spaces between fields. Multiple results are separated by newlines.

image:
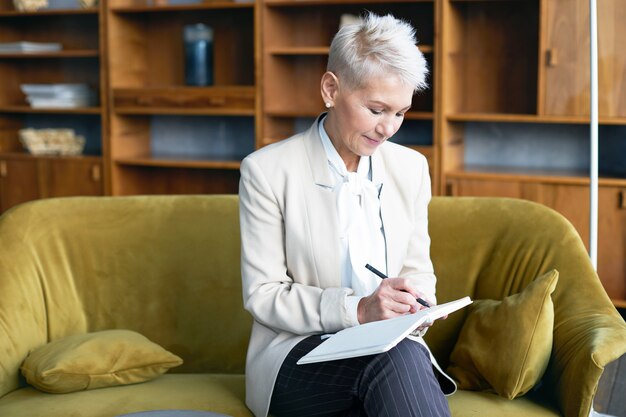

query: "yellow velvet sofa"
xmin=0 ymin=195 xmax=624 ymax=417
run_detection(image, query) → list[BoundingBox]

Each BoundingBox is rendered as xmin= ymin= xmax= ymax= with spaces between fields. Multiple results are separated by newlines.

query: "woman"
xmin=240 ymin=13 xmax=451 ymax=417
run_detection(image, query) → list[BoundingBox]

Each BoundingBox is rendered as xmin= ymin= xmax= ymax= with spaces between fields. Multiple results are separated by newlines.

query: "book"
xmin=297 ymin=296 xmax=472 ymax=365
xmin=0 ymin=42 xmax=61 ymax=53
xmin=20 ymin=84 xmax=96 ymax=109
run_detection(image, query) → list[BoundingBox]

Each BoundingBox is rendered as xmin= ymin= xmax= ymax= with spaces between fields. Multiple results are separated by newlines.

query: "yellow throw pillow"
xmin=21 ymin=329 xmax=183 ymax=394
xmin=447 ymin=269 xmax=558 ymax=399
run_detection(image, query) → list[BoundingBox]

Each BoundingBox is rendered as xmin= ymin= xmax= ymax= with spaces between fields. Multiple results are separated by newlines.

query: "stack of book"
xmin=0 ymin=42 xmax=61 ymax=53
xmin=20 ymin=84 xmax=96 ymax=109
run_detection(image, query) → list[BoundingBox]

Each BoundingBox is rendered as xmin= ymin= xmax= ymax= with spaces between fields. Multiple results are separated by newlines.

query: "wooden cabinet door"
xmin=524 ymin=183 xmax=625 ymax=303
xmin=0 ymin=158 xmax=40 ymax=212
xmin=449 ymin=180 xmax=590 ymax=245
xmin=529 ymin=183 xmax=590 ymax=248
xmin=541 ymin=0 xmax=626 ymax=117
xmin=447 ymin=178 xmax=525 ymax=199
xmin=39 ymin=158 xmax=103 ymax=198
xmin=598 ymin=187 xmax=626 ymax=302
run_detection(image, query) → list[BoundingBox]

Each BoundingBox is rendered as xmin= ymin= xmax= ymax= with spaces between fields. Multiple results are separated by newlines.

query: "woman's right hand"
xmin=356 ymin=277 xmax=425 ymax=324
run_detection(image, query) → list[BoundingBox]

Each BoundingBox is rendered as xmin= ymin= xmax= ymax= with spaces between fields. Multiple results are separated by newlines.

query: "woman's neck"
xmin=324 ymin=114 xmax=359 ymax=172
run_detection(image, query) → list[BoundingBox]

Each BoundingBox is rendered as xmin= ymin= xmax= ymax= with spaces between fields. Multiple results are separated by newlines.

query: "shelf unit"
xmin=0 ymin=0 xmax=624 ymax=305
xmin=106 ymin=0 xmax=256 ymax=195
xmin=0 ymin=0 xmax=106 ymax=211
xmin=439 ymin=0 xmax=626 ymax=305
xmin=260 ymin=0 xmax=438 ymax=187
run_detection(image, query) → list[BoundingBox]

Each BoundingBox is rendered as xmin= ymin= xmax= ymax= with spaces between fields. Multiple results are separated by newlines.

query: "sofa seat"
xmin=447 ymin=390 xmax=559 ymax=417
xmin=0 ymin=374 xmax=253 ymax=417
xmin=0 ymin=373 xmax=560 ymax=417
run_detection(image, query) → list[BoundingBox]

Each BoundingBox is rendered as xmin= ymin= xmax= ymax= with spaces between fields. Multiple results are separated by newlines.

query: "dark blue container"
xmin=184 ymin=24 xmax=214 ymax=86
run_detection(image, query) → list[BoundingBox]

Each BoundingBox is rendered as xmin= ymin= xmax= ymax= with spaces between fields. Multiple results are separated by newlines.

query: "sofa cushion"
xmin=447 ymin=389 xmax=559 ymax=417
xmin=447 ymin=269 xmax=558 ymax=399
xmin=0 ymin=374 xmax=252 ymax=417
xmin=0 ymin=373 xmax=561 ymax=417
xmin=21 ymin=330 xmax=183 ymax=394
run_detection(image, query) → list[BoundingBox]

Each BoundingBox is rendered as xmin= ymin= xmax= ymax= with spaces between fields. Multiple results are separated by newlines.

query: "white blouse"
xmin=319 ymin=116 xmax=387 ymax=325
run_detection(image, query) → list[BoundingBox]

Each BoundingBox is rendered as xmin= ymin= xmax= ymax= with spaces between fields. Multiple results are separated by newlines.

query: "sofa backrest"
xmin=0 ymin=195 xmax=251 ymax=398
xmin=425 ymin=196 xmax=596 ymax=366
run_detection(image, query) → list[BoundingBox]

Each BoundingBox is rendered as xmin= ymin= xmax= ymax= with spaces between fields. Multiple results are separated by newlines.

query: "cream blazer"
xmin=239 ymin=115 xmax=437 ymax=417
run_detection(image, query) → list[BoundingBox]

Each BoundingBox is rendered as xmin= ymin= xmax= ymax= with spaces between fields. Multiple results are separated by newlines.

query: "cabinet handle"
xmin=445 ymin=181 xmax=458 ymax=196
xmin=91 ymin=164 xmax=101 ymax=182
xmin=547 ymin=48 xmax=558 ymax=67
xmin=0 ymin=161 xmax=7 ymax=178
xmin=619 ymin=190 xmax=625 ymax=210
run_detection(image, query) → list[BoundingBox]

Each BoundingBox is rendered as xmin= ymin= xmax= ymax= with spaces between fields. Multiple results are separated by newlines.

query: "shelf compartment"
xmin=111 ymin=164 xmax=240 ymax=196
xmin=446 ymin=167 xmax=626 ymax=187
xmin=448 ymin=113 xmax=626 ymax=125
xmin=115 ymin=155 xmax=241 ymax=170
xmin=391 ymin=119 xmax=433 ymax=148
xmin=0 ymin=106 xmax=102 ymax=114
xmin=0 ymin=59 xmax=101 ymax=107
xmin=0 ymin=113 xmax=103 ymax=156
xmin=113 ymin=86 xmax=255 ymax=115
xmin=110 ymin=1 xmax=253 ymax=13
xmin=263 ymin=55 xmax=434 ymax=115
xmin=445 ymin=0 xmax=539 ymax=114
xmin=0 ymin=8 xmax=98 ymax=16
xmin=0 ymin=50 xmax=99 ymax=59
xmin=110 ymin=114 xmax=255 ymax=165
xmin=263 ymin=2 xmax=433 ymax=49
xmin=265 ymin=0 xmax=430 ymax=7
xmin=0 ymin=14 xmax=99 ymax=50
xmin=108 ymin=6 xmax=253 ymax=88
xmin=404 ymin=111 xmax=434 ymax=120
xmin=457 ymin=121 xmax=626 ymax=180
xmin=0 ymin=151 xmax=102 ymax=163
xmin=267 ymin=46 xmax=330 ymax=56
xmin=267 ymin=44 xmax=433 ymax=55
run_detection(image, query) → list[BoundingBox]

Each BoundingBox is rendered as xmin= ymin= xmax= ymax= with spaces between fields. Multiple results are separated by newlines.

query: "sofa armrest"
xmin=0 ymin=202 xmax=86 ymax=399
xmin=0 ymin=232 xmax=46 ymax=398
xmin=546 ymin=233 xmax=626 ymax=417
xmin=427 ymin=197 xmax=626 ymax=417
xmin=552 ymin=308 xmax=626 ymax=417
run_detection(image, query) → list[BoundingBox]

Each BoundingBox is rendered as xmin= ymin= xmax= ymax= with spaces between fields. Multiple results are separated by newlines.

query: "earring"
xmin=325 ymin=102 xmax=332 ymax=109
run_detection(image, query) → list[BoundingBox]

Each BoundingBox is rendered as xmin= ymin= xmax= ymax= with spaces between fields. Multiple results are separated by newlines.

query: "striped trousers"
xmin=269 ymin=335 xmax=451 ymax=417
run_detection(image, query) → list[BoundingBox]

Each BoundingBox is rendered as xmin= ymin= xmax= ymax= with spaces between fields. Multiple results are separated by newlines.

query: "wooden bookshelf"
xmin=439 ymin=0 xmax=626 ymax=304
xmin=0 ymin=0 xmax=107 ymax=210
xmin=0 ymin=0 xmax=624 ymax=305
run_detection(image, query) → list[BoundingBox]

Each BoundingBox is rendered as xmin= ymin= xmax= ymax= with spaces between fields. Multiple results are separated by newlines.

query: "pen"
xmin=365 ymin=263 xmax=431 ymax=308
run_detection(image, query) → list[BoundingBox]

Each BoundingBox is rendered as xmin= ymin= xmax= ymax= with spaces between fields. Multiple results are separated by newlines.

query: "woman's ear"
xmin=320 ymin=71 xmax=340 ymax=106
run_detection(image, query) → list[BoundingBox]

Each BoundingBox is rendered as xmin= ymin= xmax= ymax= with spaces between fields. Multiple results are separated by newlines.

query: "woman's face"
xmin=323 ymin=73 xmax=413 ymax=171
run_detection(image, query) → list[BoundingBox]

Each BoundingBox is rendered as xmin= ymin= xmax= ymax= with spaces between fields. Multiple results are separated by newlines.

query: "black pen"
xmin=365 ymin=263 xmax=431 ymax=308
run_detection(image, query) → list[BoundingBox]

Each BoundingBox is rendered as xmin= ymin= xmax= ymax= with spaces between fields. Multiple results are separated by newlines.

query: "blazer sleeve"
xmin=399 ymin=155 xmax=437 ymax=305
xmin=239 ymin=155 xmax=353 ymax=336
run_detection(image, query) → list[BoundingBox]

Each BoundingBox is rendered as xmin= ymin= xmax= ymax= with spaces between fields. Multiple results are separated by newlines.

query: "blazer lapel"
xmin=302 ymin=116 xmax=342 ymax=289
xmin=373 ymin=147 xmax=401 ymax=277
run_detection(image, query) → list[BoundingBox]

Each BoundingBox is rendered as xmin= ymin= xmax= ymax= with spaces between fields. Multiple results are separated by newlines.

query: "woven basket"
xmin=19 ymin=128 xmax=85 ymax=156
xmin=13 ymin=0 xmax=48 ymax=11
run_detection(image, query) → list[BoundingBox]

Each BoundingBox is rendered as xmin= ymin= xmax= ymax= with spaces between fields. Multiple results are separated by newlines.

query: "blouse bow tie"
xmin=335 ymin=171 xmax=384 ymax=296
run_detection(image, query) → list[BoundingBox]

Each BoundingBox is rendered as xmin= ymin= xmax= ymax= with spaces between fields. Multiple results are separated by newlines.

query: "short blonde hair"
xmin=327 ymin=13 xmax=428 ymax=92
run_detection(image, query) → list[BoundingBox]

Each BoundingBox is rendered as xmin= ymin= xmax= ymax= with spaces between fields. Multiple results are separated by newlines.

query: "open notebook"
xmin=297 ymin=296 xmax=472 ymax=365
